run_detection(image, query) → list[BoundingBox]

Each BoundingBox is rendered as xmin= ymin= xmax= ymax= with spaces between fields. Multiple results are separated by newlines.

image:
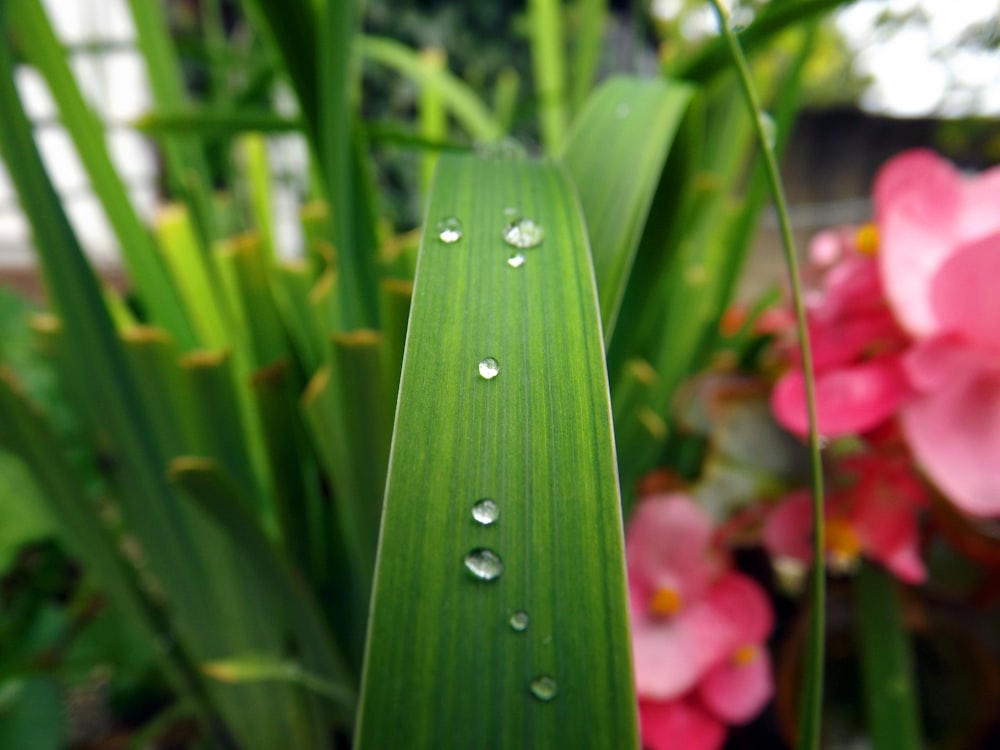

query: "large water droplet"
xmin=478 ymin=357 xmax=500 ymax=380
xmin=502 ymin=218 xmax=544 ymax=249
xmin=472 ymin=498 xmax=499 ymax=525
xmin=437 ymin=217 xmax=463 ymax=244
xmin=529 ymin=675 xmax=558 ymax=701
xmin=509 ymin=611 xmax=529 ymax=632
xmin=464 ymin=548 xmax=503 ymax=581
xmin=758 ymin=112 xmax=776 ymax=151
xmin=507 ymin=252 xmax=526 ymax=268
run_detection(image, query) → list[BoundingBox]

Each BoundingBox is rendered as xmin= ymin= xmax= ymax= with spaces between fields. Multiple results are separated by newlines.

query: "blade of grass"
xmin=418 ymin=48 xmax=448 ymax=197
xmin=854 ymin=563 xmax=923 ymax=750
xmin=237 ymin=135 xmax=277 ymax=260
xmin=361 ymin=36 xmax=504 ymax=143
xmin=355 ymin=154 xmax=638 ymax=748
xmin=134 ymin=108 xmax=302 ymax=137
xmin=569 ymin=0 xmax=608 ymax=114
xmin=707 ymin=3 xmax=826 ymax=749
xmin=3 ymin=0 xmax=197 ymax=348
xmin=561 ymin=75 xmax=695 ymax=338
xmin=528 ymin=0 xmax=569 ymax=151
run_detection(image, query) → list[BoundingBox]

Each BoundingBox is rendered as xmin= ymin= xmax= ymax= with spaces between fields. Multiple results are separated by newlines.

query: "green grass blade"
xmin=561 ymin=75 xmax=695 ymax=338
xmin=855 ymin=564 xmax=922 ymax=750
xmin=569 ymin=0 xmax=607 ymax=114
xmin=707 ymin=3 xmax=826 ymax=748
xmin=355 ymin=154 xmax=638 ymax=748
xmin=418 ymin=48 xmax=448 ymax=196
xmin=669 ymin=0 xmax=850 ymax=82
xmin=528 ymin=0 xmax=569 ymax=151
xmin=4 ymin=0 xmax=198 ymax=348
xmin=134 ymin=108 xmax=302 ymax=137
xmin=361 ymin=36 xmax=504 ymax=143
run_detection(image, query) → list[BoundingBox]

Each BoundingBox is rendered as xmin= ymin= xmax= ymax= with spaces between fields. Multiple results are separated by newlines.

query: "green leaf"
xmin=855 ymin=564 xmax=923 ymax=750
xmin=0 ymin=453 xmax=53 ymax=572
xmin=0 ymin=678 xmax=64 ymax=750
xmin=561 ymin=75 xmax=695 ymax=339
xmin=528 ymin=0 xmax=569 ymax=151
xmin=356 ymin=154 xmax=637 ymax=748
xmin=134 ymin=108 xmax=302 ymax=137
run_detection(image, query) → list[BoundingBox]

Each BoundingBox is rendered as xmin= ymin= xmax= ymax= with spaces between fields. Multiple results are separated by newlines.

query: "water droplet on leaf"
xmin=529 ymin=675 xmax=558 ymax=701
xmin=507 ymin=252 xmax=526 ymax=268
xmin=478 ymin=357 xmax=500 ymax=380
xmin=471 ymin=498 xmax=499 ymax=525
xmin=509 ymin=611 xmax=529 ymax=631
xmin=464 ymin=548 xmax=503 ymax=581
xmin=437 ymin=217 xmax=463 ymax=244
xmin=502 ymin=218 xmax=544 ymax=249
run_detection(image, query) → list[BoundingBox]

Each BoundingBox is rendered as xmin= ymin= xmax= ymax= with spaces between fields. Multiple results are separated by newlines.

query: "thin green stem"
xmin=706 ymin=4 xmax=826 ymax=749
xmin=528 ymin=0 xmax=569 ymax=151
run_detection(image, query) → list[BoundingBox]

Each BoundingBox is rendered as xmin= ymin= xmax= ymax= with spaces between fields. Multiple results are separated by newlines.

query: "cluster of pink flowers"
xmin=626 ymin=150 xmax=1000 ymax=749
xmin=627 ymin=494 xmax=773 ymax=750
xmin=773 ymin=149 xmax=1000 ymax=518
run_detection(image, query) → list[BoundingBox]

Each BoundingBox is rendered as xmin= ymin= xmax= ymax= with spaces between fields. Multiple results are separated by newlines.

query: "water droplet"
xmin=507 ymin=252 xmax=526 ymax=268
xmin=502 ymin=218 xmax=544 ymax=249
xmin=478 ymin=357 xmax=500 ymax=380
xmin=464 ymin=548 xmax=503 ymax=581
xmin=509 ymin=611 xmax=529 ymax=631
xmin=758 ymin=112 xmax=776 ymax=150
xmin=437 ymin=217 xmax=463 ymax=244
xmin=504 ymin=206 xmax=519 ymax=220
xmin=615 ymin=103 xmax=630 ymax=118
xmin=472 ymin=498 xmax=499 ymax=525
xmin=529 ymin=675 xmax=558 ymax=701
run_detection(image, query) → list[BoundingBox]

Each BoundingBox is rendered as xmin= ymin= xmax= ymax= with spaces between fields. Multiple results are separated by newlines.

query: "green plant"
xmin=0 ymin=0 xmax=849 ymax=746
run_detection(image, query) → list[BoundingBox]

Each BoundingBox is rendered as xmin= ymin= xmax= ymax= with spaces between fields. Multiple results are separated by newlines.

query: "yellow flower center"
xmin=649 ymin=586 xmax=683 ymax=618
xmin=824 ymin=518 xmax=863 ymax=569
xmin=856 ymin=223 xmax=879 ymax=256
xmin=732 ymin=644 xmax=758 ymax=667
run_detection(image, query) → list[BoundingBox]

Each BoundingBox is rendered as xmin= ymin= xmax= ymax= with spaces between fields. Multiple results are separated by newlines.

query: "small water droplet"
xmin=502 ymin=218 xmax=544 ymax=249
xmin=758 ymin=112 xmax=776 ymax=150
xmin=507 ymin=252 xmax=526 ymax=268
xmin=472 ymin=498 xmax=499 ymax=525
xmin=437 ymin=217 xmax=463 ymax=244
xmin=529 ymin=675 xmax=558 ymax=701
xmin=615 ymin=103 xmax=630 ymax=118
xmin=509 ymin=611 xmax=529 ymax=631
xmin=464 ymin=548 xmax=503 ymax=581
xmin=504 ymin=206 xmax=520 ymax=220
xmin=478 ymin=357 xmax=500 ymax=380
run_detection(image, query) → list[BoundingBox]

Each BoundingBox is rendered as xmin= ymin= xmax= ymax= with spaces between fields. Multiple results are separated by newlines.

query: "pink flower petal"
xmin=875 ymin=151 xmax=964 ymax=337
xmin=957 ymin=164 xmax=1000 ymax=241
xmin=762 ymin=491 xmax=814 ymax=563
xmin=698 ymin=649 xmax=774 ymax=724
xmin=902 ymin=371 xmax=1000 ymax=517
xmin=772 ymin=357 xmax=911 ymax=437
xmin=627 ymin=494 xmax=719 ymax=603
xmin=902 ymin=335 xmax=993 ymax=393
xmin=930 ymin=233 xmax=1000 ymax=350
xmin=703 ymin=572 xmax=774 ymax=646
xmin=639 ymin=698 xmax=726 ymax=750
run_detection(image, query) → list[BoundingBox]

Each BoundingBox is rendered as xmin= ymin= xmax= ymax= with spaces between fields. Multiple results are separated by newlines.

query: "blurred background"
xmin=1 ymin=0 xmax=997 ymax=298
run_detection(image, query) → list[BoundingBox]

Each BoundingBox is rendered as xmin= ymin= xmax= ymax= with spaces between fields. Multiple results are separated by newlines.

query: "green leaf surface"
xmin=855 ymin=564 xmax=923 ymax=750
xmin=356 ymin=154 xmax=637 ymax=748
xmin=561 ymin=75 xmax=695 ymax=338
xmin=0 ymin=452 xmax=53 ymax=571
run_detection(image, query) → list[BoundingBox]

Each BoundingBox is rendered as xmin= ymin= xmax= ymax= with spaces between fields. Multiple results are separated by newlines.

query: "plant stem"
xmin=706 ymin=3 xmax=826 ymax=749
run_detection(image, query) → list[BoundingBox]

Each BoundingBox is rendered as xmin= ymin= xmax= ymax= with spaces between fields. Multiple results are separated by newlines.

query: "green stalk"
xmin=418 ymin=48 xmax=448 ymax=197
xmin=570 ymin=0 xmax=607 ymax=113
xmin=528 ymin=0 xmax=569 ymax=151
xmin=707 ymin=3 xmax=826 ymax=749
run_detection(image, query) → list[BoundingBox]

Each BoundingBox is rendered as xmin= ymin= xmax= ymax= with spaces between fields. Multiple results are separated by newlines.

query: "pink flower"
xmin=875 ymin=150 xmax=1000 ymax=516
xmin=627 ymin=494 xmax=774 ymax=749
xmin=762 ymin=452 xmax=928 ymax=583
xmin=771 ymin=228 xmax=912 ymax=438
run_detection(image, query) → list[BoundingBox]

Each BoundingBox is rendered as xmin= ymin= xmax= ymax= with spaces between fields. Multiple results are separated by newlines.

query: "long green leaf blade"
xmin=561 ymin=75 xmax=694 ymax=338
xmin=356 ymin=154 xmax=637 ymax=748
xmin=855 ymin=564 xmax=922 ymax=750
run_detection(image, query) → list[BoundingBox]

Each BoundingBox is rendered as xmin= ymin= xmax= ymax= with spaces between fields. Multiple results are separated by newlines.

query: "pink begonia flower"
xmin=875 ymin=150 xmax=1000 ymax=516
xmin=627 ymin=494 xmax=774 ymax=750
xmin=762 ymin=453 xmax=928 ymax=582
xmin=771 ymin=229 xmax=913 ymax=438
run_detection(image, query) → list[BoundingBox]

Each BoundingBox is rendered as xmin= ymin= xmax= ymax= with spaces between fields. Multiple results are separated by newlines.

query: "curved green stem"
xmin=706 ymin=3 xmax=826 ymax=749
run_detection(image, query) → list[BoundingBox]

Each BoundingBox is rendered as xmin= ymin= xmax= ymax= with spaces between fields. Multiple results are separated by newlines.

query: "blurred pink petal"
xmin=698 ymin=648 xmax=774 ymax=724
xmin=772 ymin=358 xmax=911 ymax=437
xmin=762 ymin=491 xmax=813 ymax=563
xmin=902 ymin=371 xmax=1000 ymax=517
xmin=639 ymin=698 xmax=726 ymax=750
xmin=902 ymin=335 xmax=993 ymax=393
xmin=930 ymin=234 xmax=1000 ymax=351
